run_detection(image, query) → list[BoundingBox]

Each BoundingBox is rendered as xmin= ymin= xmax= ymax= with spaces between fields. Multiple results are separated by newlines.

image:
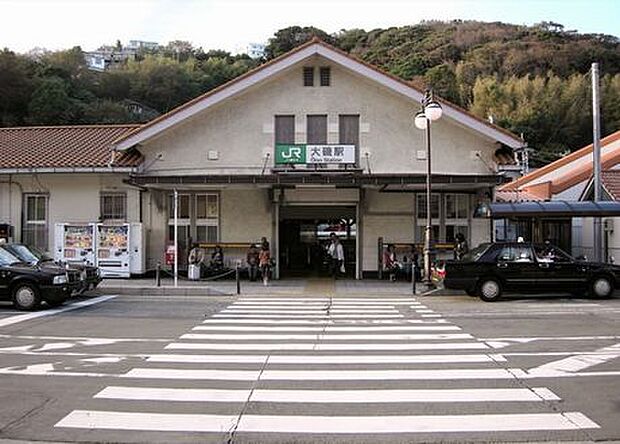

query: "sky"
xmin=0 ymin=0 xmax=618 ymax=54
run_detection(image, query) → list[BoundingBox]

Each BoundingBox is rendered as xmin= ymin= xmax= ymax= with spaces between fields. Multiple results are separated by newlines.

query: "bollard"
xmin=156 ymin=262 xmax=161 ymax=287
xmin=412 ymin=263 xmax=416 ymax=295
xmin=235 ymin=263 xmax=241 ymax=295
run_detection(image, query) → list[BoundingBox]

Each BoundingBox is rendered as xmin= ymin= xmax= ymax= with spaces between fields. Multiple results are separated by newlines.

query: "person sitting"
xmin=383 ymin=244 xmax=401 ymax=282
xmin=210 ymin=245 xmax=224 ymax=271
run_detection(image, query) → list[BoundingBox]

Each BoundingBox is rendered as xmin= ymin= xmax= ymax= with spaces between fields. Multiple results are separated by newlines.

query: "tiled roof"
xmin=0 ymin=125 xmax=143 ymax=170
xmin=500 ymin=130 xmax=620 ymax=192
xmin=602 ymin=170 xmax=620 ymax=200
xmin=495 ymin=190 xmax=546 ymax=202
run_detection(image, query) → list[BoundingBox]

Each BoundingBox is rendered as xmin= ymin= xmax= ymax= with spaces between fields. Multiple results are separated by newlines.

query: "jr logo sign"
xmin=275 ymin=144 xmax=306 ymax=164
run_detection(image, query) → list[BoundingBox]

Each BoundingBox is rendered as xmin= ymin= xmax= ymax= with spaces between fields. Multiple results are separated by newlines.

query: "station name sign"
xmin=275 ymin=144 xmax=356 ymax=164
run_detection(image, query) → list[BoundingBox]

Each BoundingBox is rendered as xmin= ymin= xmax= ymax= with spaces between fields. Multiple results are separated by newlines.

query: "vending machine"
xmin=95 ymin=223 xmax=130 ymax=278
xmin=129 ymin=222 xmax=146 ymax=275
xmin=54 ymin=223 xmax=96 ymax=266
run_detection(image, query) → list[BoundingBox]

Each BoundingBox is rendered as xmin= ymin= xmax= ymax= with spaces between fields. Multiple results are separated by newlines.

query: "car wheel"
xmin=12 ymin=283 xmax=41 ymax=311
xmin=590 ymin=276 xmax=614 ymax=299
xmin=465 ymin=289 xmax=478 ymax=297
xmin=478 ymin=279 xmax=502 ymax=302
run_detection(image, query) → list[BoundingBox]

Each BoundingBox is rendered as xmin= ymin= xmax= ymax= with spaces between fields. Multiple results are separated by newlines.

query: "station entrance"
xmin=278 ymin=205 xmax=356 ymax=277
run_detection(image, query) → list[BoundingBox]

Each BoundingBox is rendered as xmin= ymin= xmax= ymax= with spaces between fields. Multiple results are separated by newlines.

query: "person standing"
xmin=259 ymin=242 xmax=271 ymax=286
xmin=383 ymin=244 xmax=400 ymax=282
xmin=454 ymin=233 xmax=469 ymax=261
xmin=246 ymin=243 xmax=260 ymax=281
xmin=327 ymin=233 xmax=345 ymax=278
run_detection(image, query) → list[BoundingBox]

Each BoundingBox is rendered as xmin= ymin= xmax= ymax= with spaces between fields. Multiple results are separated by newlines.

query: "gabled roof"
xmin=0 ymin=125 xmax=143 ymax=171
xmin=580 ymin=170 xmax=620 ymax=201
xmin=113 ymin=38 xmax=523 ymax=151
xmin=498 ymin=130 xmax=620 ymax=201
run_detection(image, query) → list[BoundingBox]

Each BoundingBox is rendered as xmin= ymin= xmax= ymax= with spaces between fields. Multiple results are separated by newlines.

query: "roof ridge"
xmin=499 ymin=130 xmax=620 ymax=191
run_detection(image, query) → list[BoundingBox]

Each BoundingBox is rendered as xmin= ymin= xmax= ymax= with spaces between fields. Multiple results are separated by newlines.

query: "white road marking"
xmin=202 ymin=318 xmax=447 ymax=325
xmin=56 ymin=411 xmax=599 ymax=433
xmin=482 ymin=335 xmax=620 ymax=343
xmin=259 ymin=368 xmax=526 ymax=380
xmin=220 ymin=309 xmax=400 ymax=314
xmin=147 ymin=354 xmax=268 ymax=363
xmin=528 ymin=343 xmax=620 ymax=375
xmin=165 ymin=342 xmax=488 ymax=351
xmin=94 ymin=386 xmax=558 ymax=403
xmin=180 ymin=333 xmax=473 ymax=341
xmin=124 ymin=368 xmax=260 ymax=380
xmin=212 ymin=314 xmax=404 ymax=319
xmin=147 ymin=354 xmax=504 ymax=364
xmin=250 ymin=387 xmax=559 ymax=403
xmin=421 ymin=314 xmax=443 ymax=318
xmin=237 ymin=412 xmax=599 ymax=433
xmin=0 ymin=295 xmax=116 ymax=328
xmin=95 ymin=386 xmax=251 ymax=402
xmin=0 ymin=333 xmax=171 ymax=343
xmin=231 ymin=304 xmax=403 ymax=309
xmin=192 ymin=325 xmax=461 ymax=332
xmin=239 ymin=298 xmax=416 ymax=302
xmin=55 ymin=410 xmax=238 ymax=432
xmin=416 ymin=310 xmax=435 ymax=313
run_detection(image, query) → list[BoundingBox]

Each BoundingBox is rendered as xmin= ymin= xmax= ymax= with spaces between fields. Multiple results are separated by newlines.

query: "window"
xmin=100 ymin=193 xmax=127 ymax=220
xmin=498 ymin=246 xmax=534 ymax=263
xmin=307 ymin=115 xmax=327 ymax=144
xmin=534 ymin=244 xmax=572 ymax=263
xmin=23 ymin=194 xmax=48 ymax=250
xmin=339 ymin=114 xmax=359 ymax=147
xmin=195 ymin=194 xmax=219 ymax=243
xmin=275 ymin=115 xmax=295 ymax=145
xmin=319 ymin=67 xmax=330 ymax=86
xmin=303 ymin=67 xmax=314 ymax=86
xmin=167 ymin=193 xmax=219 ymax=245
xmin=416 ymin=194 xmax=440 ymax=220
xmin=445 ymin=193 xmax=469 ymax=243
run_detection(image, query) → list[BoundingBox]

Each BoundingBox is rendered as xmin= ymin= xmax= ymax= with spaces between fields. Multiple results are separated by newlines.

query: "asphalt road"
xmin=0 ymin=289 xmax=619 ymax=443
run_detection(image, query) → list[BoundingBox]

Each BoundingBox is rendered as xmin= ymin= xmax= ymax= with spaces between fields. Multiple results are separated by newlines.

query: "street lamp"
xmin=414 ymin=90 xmax=443 ymax=287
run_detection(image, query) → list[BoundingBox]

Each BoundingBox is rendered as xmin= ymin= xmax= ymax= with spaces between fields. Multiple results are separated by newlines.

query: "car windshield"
xmin=0 ymin=248 xmax=23 ymax=266
xmin=461 ymin=243 xmax=491 ymax=262
xmin=7 ymin=244 xmax=44 ymax=264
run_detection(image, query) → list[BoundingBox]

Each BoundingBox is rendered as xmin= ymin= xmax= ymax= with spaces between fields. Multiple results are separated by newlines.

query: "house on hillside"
xmin=496 ymin=131 xmax=620 ymax=260
xmin=0 ymin=39 xmax=523 ymax=278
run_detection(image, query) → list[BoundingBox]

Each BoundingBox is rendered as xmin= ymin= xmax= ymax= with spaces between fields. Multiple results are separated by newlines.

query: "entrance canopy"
xmin=483 ymin=201 xmax=620 ymax=218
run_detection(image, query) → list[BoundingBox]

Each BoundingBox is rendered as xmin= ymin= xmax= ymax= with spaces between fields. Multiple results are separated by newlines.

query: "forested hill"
xmin=1 ymin=21 xmax=619 ymax=165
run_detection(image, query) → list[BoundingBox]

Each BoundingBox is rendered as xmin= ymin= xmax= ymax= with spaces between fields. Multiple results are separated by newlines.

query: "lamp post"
xmin=414 ymin=90 xmax=443 ymax=287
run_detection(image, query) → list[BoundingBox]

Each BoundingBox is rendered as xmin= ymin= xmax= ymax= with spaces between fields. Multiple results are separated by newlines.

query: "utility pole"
xmin=592 ymin=62 xmax=603 ymax=262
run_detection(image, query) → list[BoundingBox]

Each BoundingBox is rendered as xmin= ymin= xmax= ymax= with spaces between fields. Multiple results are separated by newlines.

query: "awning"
xmin=481 ymin=201 xmax=620 ymax=218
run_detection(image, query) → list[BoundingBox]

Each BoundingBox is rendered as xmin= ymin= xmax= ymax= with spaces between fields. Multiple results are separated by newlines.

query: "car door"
xmin=533 ymin=244 xmax=588 ymax=292
xmin=495 ymin=245 xmax=539 ymax=291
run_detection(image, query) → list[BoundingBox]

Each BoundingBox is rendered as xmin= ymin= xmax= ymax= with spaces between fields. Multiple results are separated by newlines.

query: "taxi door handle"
xmin=538 ymin=263 xmax=550 ymax=269
xmin=497 ymin=263 xmax=508 ymax=268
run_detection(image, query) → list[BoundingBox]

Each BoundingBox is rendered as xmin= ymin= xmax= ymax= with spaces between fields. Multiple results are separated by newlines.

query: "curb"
xmin=94 ymin=287 xmax=233 ymax=296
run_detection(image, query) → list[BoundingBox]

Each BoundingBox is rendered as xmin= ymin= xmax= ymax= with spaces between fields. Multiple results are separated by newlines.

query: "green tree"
xmin=424 ymin=64 xmax=460 ymax=104
xmin=27 ymin=76 xmax=75 ymax=124
xmin=265 ymin=26 xmax=334 ymax=59
xmin=0 ymin=49 xmax=34 ymax=125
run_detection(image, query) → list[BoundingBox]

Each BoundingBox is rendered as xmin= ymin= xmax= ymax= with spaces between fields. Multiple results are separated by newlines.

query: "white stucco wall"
xmin=0 ymin=174 xmax=139 ymax=252
xmin=137 ymin=55 xmax=500 ymax=177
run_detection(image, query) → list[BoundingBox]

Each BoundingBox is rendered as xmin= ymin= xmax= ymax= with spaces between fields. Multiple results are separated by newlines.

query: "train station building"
xmin=0 ymin=39 xmax=524 ymax=278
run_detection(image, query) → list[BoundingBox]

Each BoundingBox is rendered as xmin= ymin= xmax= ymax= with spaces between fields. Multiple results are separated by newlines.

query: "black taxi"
xmin=0 ymin=247 xmax=80 ymax=310
xmin=444 ymin=242 xmax=619 ymax=301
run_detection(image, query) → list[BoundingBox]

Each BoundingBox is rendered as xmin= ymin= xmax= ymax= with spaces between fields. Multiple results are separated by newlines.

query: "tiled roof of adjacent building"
xmin=498 ymin=130 xmax=620 ymax=201
xmin=0 ymin=125 xmax=143 ymax=170
xmin=601 ymin=170 xmax=620 ymax=200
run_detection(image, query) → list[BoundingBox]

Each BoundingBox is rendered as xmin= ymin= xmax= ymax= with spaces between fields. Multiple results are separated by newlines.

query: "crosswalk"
xmin=54 ymin=296 xmax=600 ymax=439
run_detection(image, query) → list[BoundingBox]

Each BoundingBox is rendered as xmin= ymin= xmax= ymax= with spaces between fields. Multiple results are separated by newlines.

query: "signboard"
xmin=275 ymin=144 xmax=356 ymax=165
